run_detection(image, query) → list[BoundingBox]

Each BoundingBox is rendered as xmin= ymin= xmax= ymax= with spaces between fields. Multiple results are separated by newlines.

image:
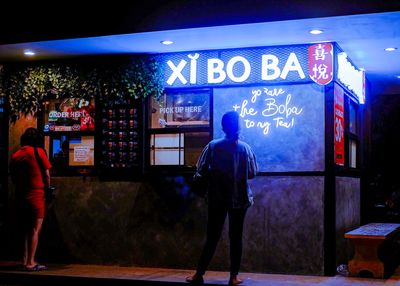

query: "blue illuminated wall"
xmin=160 ymin=44 xmax=330 ymax=172
xmin=213 ymin=84 xmax=325 ymax=172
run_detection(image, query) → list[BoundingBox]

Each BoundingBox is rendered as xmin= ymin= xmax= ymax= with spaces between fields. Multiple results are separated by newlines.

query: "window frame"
xmin=344 ymin=95 xmax=360 ymax=170
xmin=43 ymin=131 xmax=97 ymax=176
xmin=146 ymin=88 xmax=212 ymax=170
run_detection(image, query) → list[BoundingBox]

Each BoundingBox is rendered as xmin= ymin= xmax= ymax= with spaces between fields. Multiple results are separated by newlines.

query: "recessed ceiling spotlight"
xmin=309 ymin=29 xmax=323 ymax=35
xmin=397 ymin=75 xmax=400 ymax=79
xmin=161 ymin=40 xmax=174 ymax=45
xmin=385 ymin=47 xmax=397 ymax=52
xmin=23 ymin=50 xmax=35 ymax=56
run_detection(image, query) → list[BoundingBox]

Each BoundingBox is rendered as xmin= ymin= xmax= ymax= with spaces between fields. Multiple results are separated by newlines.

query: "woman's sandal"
xmin=24 ymin=264 xmax=48 ymax=271
xmin=185 ymin=273 xmax=204 ymax=285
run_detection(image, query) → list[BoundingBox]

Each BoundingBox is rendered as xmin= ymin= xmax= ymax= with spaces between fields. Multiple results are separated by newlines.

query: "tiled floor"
xmin=1 ymin=261 xmax=400 ymax=285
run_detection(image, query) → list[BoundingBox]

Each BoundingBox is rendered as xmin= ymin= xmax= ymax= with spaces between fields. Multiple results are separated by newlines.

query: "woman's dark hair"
xmin=20 ymin=128 xmax=43 ymax=147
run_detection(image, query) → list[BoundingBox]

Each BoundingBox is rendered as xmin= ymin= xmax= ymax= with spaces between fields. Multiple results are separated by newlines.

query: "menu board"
xmin=99 ymin=99 xmax=142 ymax=175
xmin=213 ymin=84 xmax=325 ymax=172
xmin=44 ymin=97 xmax=95 ymax=132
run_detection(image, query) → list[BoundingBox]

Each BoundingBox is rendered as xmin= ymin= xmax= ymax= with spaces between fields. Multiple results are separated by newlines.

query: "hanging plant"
xmin=0 ymin=55 xmax=164 ymax=122
xmin=7 ymin=66 xmax=48 ymax=121
xmin=2 ymin=64 xmax=100 ymax=122
xmin=101 ymin=56 xmax=164 ymax=103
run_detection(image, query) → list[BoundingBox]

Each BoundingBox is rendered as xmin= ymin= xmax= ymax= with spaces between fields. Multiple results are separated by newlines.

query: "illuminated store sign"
xmin=213 ymin=84 xmax=325 ymax=172
xmin=308 ymin=43 xmax=333 ymax=85
xmin=162 ymin=43 xmax=339 ymax=88
xmin=337 ymin=52 xmax=366 ymax=104
xmin=232 ymin=87 xmax=303 ymax=135
xmin=166 ymin=52 xmax=306 ymax=86
xmin=163 ymin=46 xmax=313 ymax=87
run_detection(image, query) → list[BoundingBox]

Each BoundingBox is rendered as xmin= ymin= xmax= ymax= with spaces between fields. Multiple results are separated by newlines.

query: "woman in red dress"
xmin=10 ymin=128 xmax=52 ymax=271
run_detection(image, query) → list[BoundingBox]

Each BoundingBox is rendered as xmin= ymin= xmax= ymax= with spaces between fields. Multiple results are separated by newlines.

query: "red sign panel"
xmin=44 ymin=97 xmax=95 ymax=132
xmin=308 ymin=43 xmax=333 ymax=85
xmin=334 ymin=84 xmax=345 ymax=166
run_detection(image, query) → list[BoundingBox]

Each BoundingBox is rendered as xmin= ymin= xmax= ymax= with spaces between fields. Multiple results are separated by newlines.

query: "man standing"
xmin=187 ymin=111 xmax=257 ymax=285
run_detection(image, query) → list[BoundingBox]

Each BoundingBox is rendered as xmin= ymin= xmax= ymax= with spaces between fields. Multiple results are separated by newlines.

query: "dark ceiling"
xmin=1 ymin=1 xmax=399 ymax=95
xmin=1 ymin=0 xmax=399 ymax=45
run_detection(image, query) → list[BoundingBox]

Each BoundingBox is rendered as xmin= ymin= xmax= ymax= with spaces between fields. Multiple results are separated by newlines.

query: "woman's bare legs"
xmin=24 ymin=218 xmax=44 ymax=268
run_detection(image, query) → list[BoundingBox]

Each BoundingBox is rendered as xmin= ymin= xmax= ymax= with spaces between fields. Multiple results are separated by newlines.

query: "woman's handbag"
xmin=34 ymin=147 xmax=56 ymax=205
xmin=191 ymin=172 xmax=209 ymax=198
xmin=44 ymin=185 xmax=56 ymax=203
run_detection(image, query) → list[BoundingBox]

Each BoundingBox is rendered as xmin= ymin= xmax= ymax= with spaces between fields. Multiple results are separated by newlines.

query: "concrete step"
xmin=1 ymin=261 xmax=400 ymax=286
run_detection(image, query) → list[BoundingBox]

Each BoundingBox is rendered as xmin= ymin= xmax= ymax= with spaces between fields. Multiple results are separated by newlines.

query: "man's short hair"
xmin=222 ymin=111 xmax=240 ymax=135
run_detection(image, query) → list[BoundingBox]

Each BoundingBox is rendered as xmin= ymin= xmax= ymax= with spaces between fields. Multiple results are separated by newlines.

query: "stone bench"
xmin=344 ymin=223 xmax=400 ymax=278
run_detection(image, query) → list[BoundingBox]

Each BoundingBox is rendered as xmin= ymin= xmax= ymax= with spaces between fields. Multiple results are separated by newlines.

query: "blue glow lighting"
xmin=337 ymin=52 xmax=365 ymax=104
xmin=161 ymin=40 xmax=174 ymax=45
xmin=309 ymin=29 xmax=323 ymax=35
xmin=23 ymin=50 xmax=35 ymax=56
xmin=52 ymin=139 xmax=61 ymax=157
xmin=69 ymin=138 xmax=81 ymax=144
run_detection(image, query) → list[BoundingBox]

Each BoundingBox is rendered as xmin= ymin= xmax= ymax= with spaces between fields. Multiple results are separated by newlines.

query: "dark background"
xmin=1 ymin=0 xmax=400 ymax=44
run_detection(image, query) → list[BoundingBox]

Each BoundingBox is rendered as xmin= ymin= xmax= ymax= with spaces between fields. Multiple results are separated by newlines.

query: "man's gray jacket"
xmin=195 ymin=137 xmax=257 ymax=209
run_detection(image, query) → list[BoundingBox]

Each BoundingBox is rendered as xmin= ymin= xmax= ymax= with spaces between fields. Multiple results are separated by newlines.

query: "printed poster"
xmin=334 ymin=84 xmax=345 ymax=166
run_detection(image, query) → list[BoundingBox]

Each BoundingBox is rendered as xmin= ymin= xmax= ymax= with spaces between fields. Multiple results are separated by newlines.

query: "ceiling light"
xmin=161 ymin=40 xmax=174 ymax=45
xmin=397 ymin=75 xmax=400 ymax=79
xmin=385 ymin=47 xmax=397 ymax=52
xmin=309 ymin=29 xmax=323 ymax=35
xmin=24 ymin=50 xmax=35 ymax=56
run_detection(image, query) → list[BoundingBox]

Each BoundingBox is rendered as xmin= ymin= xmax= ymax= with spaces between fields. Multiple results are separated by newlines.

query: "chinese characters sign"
xmin=334 ymin=84 xmax=345 ymax=166
xmin=308 ymin=43 xmax=333 ymax=85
